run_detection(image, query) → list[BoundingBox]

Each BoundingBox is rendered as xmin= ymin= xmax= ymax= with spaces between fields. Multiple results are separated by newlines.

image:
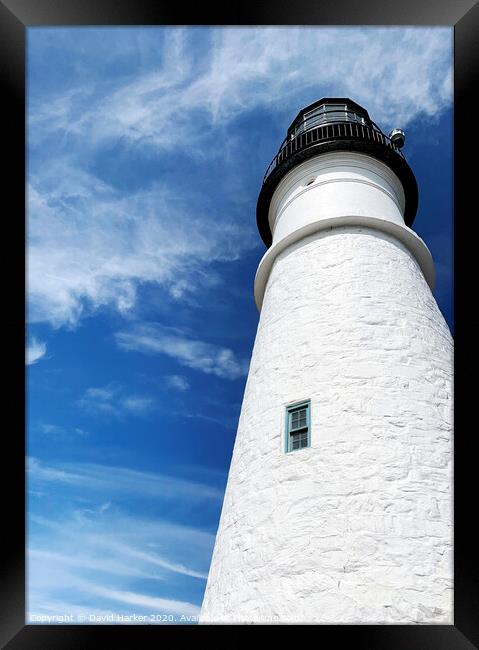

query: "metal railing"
xmin=263 ymin=119 xmax=404 ymax=184
xmin=291 ymin=107 xmax=368 ymax=137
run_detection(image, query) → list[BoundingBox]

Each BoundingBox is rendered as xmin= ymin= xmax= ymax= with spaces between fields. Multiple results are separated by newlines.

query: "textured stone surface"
xmin=200 ymin=226 xmax=453 ymax=624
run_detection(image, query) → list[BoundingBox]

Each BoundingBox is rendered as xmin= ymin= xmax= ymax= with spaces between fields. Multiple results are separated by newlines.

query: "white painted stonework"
xmin=200 ymin=152 xmax=453 ymax=624
xmin=255 ymin=153 xmax=435 ymax=308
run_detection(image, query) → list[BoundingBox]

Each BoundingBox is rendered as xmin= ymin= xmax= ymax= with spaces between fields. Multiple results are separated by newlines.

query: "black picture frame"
xmin=2 ymin=0 xmax=476 ymax=647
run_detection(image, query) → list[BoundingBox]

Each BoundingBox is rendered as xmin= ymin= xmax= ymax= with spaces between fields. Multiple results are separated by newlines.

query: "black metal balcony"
xmin=263 ymin=117 xmax=405 ymax=184
xmin=256 ymin=98 xmax=418 ymax=248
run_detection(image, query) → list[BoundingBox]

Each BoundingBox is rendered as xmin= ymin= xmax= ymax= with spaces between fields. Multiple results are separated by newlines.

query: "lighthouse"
xmin=199 ymin=99 xmax=453 ymax=624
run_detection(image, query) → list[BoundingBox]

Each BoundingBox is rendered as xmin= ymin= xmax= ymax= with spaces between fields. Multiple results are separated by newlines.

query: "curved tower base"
xmin=200 ymin=227 xmax=452 ymax=624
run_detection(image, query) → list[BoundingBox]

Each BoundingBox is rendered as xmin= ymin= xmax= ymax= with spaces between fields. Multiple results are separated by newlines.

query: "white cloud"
xmin=40 ymin=424 xmax=63 ymax=434
xmin=27 ymin=598 xmax=130 ymax=625
xmin=85 ymin=387 xmax=115 ymax=401
xmin=31 ymin=28 xmax=452 ymax=150
xmin=76 ymin=383 xmax=155 ymax=418
xmin=165 ymin=374 xmax=190 ymax=391
xmin=27 ymin=167 xmax=256 ymax=328
xmin=116 ymin=323 xmax=249 ymax=380
xmin=31 ymin=509 xmax=215 ymax=551
xmin=27 ymin=472 xmax=215 ymax=622
xmin=28 ymin=458 xmax=85 ymax=486
xmin=27 ymin=457 xmax=223 ymax=503
xmin=28 ymin=544 xmax=201 ymax=622
xmin=181 ymin=409 xmax=239 ymax=431
xmin=26 ymin=337 xmax=47 ymax=365
xmin=121 ymin=396 xmax=155 ymax=414
xmin=40 ymin=423 xmax=89 ymax=436
xmin=88 ymin=585 xmax=199 ymax=617
xmin=29 ymin=540 xmax=206 ymax=582
xmin=99 ymin=540 xmax=207 ymax=579
xmin=28 ymin=548 xmax=166 ymax=582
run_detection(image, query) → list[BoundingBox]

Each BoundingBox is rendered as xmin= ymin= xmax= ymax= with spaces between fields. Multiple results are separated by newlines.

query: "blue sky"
xmin=26 ymin=26 xmax=453 ymax=624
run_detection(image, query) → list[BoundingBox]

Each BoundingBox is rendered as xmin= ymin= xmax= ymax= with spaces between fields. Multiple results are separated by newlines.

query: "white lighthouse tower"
xmin=199 ymin=99 xmax=453 ymax=624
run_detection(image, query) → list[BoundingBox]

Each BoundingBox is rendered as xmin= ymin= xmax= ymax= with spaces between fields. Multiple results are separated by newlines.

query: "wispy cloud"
xmin=104 ymin=540 xmax=207 ymax=579
xmin=30 ymin=28 xmax=452 ymax=150
xmin=27 ymin=165 xmax=257 ymax=329
xmin=29 ymin=540 xmax=206 ymax=582
xmin=76 ymin=383 xmax=155 ymax=418
xmin=28 ymin=457 xmax=223 ymax=503
xmin=116 ymin=323 xmax=249 ymax=380
xmin=88 ymin=585 xmax=200 ymax=617
xmin=28 ymin=548 xmax=165 ymax=582
xmin=27 ymin=462 xmax=216 ymax=623
xmin=28 ymin=534 xmax=203 ymax=622
xmin=26 ymin=337 xmax=47 ymax=365
xmin=27 ymin=598 xmax=130 ymax=625
xmin=40 ymin=423 xmax=89 ymax=436
xmin=180 ymin=409 xmax=239 ymax=431
xmin=165 ymin=374 xmax=190 ymax=391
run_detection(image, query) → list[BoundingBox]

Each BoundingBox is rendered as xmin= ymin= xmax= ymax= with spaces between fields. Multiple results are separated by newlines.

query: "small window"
xmin=285 ymin=401 xmax=311 ymax=452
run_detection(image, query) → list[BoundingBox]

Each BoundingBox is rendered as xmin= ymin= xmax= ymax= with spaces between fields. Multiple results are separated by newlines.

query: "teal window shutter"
xmin=285 ymin=400 xmax=311 ymax=452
